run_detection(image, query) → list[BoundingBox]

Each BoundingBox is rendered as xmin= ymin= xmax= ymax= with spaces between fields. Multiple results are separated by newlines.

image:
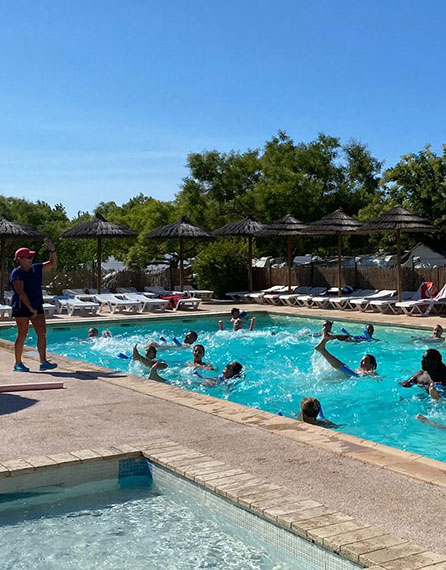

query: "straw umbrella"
xmin=214 ymin=216 xmax=266 ymax=292
xmin=144 ymin=217 xmax=213 ymax=292
xmin=261 ymin=214 xmax=308 ymax=292
xmin=62 ymin=214 xmax=137 ymax=293
xmin=359 ymin=206 xmax=438 ymax=302
xmin=0 ymin=216 xmax=44 ymax=303
xmin=302 ymin=209 xmax=363 ymax=296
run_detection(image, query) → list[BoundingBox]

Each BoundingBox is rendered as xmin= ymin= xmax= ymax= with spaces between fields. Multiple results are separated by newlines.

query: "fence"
xmin=253 ymin=265 xmax=446 ymax=293
xmin=42 ymin=267 xmax=192 ymax=294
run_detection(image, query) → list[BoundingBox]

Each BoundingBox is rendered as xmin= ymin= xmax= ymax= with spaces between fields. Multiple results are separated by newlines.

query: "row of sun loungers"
xmin=227 ymin=284 xmax=446 ymax=317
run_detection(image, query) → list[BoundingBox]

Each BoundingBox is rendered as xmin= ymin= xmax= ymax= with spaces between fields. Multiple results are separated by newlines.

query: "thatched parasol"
xmin=261 ymin=215 xmax=308 ymax=292
xmin=62 ymin=213 xmax=137 ymax=293
xmin=359 ymin=206 xmax=438 ymax=301
xmin=214 ymin=216 xmax=266 ymax=292
xmin=302 ymin=209 xmax=363 ymax=296
xmin=0 ymin=216 xmax=44 ymax=303
xmin=145 ymin=217 xmax=213 ymax=291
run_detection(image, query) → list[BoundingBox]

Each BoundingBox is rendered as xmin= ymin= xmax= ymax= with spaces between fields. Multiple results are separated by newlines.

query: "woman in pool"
xmin=133 ymin=343 xmax=161 ymax=368
xmin=200 ymin=361 xmax=243 ymax=387
xmin=412 ymin=324 xmax=445 ymax=343
xmin=314 ymin=322 xmax=377 ymax=377
xmin=188 ymin=344 xmax=214 ymax=370
xmin=10 ymin=239 xmax=58 ymax=372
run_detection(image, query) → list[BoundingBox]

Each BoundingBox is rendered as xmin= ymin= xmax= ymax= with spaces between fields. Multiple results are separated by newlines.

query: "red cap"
xmin=14 ymin=247 xmax=37 ymax=260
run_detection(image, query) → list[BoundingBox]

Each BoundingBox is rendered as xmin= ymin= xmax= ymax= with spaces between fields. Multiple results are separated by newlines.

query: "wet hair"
xmin=365 ymin=324 xmax=374 ymax=335
xmin=434 ymin=324 xmax=443 ymax=335
xmin=301 ymin=397 xmax=321 ymax=419
xmin=231 ymin=308 xmax=240 ymax=317
xmin=363 ymin=354 xmax=377 ymax=371
xmin=145 ymin=343 xmax=157 ymax=358
xmin=88 ymin=327 xmax=99 ymax=337
xmin=193 ymin=344 xmax=205 ymax=355
xmin=185 ymin=331 xmax=198 ymax=343
xmin=227 ymin=361 xmax=243 ymax=377
xmin=424 ymin=348 xmax=443 ymax=363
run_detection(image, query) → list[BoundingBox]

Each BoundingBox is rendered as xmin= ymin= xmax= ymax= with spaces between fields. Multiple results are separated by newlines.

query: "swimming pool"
xmin=2 ymin=312 xmax=445 ymax=461
xmin=0 ymin=456 xmax=360 ymax=570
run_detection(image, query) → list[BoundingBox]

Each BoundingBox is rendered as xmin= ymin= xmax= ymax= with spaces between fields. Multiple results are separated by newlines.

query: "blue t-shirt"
xmin=9 ymin=263 xmax=44 ymax=310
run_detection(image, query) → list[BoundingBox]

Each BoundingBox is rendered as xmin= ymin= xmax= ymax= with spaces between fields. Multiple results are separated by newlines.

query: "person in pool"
xmin=219 ymin=317 xmax=255 ymax=331
xmin=344 ymin=324 xmax=379 ymax=342
xmin=314 ymin=322 xmax=377 ymax=377
xmin=189 ymin=344 xmax=214 ymax=369
xmin=88 ymin=327 xmax=99 ymax=338
xmin=416 ymin=414 xmax=446 ymax=429
xmin=157 ymin=331 xmax=198 ymax=350
xmin=399 ymin=349 xmax=446 ymax=388
xmin=133 ymin=343 xmax=163 ymax=368
xmin=412 ymin=324 xmax=444 ymax=343
xmin=201 ymin=361 xmax=243 ymax=387
xmin=312 ymin=321 xmax=350 ymax=341
xmin=298 ymin=398 xmax=339 ymax=428
xmin=148 ymin=361 xmax=169 ymax=383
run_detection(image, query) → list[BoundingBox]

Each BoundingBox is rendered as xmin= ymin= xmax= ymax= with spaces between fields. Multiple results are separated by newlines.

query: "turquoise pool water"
xmin=0 ymin=472 xmax=301 ymax=569
xmin=2 ymin=313 xmax=446 ymax=461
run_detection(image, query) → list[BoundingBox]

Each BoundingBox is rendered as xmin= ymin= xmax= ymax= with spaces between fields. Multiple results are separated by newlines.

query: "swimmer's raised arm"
xmin=416 ymin=414 xmax=446 ymax=429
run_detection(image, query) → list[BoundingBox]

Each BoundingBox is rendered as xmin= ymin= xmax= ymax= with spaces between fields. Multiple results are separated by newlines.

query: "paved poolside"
xmin=1 ymin=301 xmax=446 ymax=561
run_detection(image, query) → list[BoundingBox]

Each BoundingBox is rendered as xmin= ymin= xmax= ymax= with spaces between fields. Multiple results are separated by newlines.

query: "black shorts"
xmin=12 ymin=306 xmax=44 ymax=319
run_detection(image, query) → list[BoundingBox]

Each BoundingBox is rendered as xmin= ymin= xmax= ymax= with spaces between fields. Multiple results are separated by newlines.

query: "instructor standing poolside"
xmin=10 ymin=239 xmax=57 ymax=372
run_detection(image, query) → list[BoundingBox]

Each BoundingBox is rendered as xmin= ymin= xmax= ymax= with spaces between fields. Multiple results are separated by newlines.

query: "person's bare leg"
xmin=14 ymin=318 xmax=29 ymax=365
xmin=31 ymin=313 xmax=47 ymax=363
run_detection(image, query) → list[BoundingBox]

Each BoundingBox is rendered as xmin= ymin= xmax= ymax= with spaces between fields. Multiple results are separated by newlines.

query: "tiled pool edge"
xmin=2 ymin=439 xmax=445 ymax=569
xmin=1 ymin=332 xmax=446 ymax=491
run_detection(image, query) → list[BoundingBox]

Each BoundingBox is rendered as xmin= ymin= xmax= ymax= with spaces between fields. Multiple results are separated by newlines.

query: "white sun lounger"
xmin=328 ymin=290 xmax=376 ymax=311
xmin=306 ymin=287 xmax=350 ymax=309
xmin=174 ymin=297 xmax=202 ymax=311
xmin=93 ymin=294 xmax=143 ymax=314
xmin=263 ymin=286 xmax=296 ymax=305
xmin=63 ymin=289 xmax=87 ymax=296
xmin=244 ymin=286 xmax=284 ymax=304
xmin=174 ymin=285 xmax=214 ymax=300
xmin=226 ymin=291 xmax=251 ymax=302
xmin=286 ymin=287 xmax=328 ymax=307
xmin=349 ymin=290 xmax=397 ymax=312
xmin=0 ymin=304 xmax=12 ymax=318
xmin=369 ymin=290 xmax=418 ymax=314
xmin=395 ymin=285 xmax=446 ymax=317
xmin=116 ymin=292 xmax=168 ymax=312
xmin=54 ymin=296 xmax=100 ymax=316
xmin=116 ymin=287 xmax=155 ymax=298
xmin=43 ymin=303 xmax=56 ymax=318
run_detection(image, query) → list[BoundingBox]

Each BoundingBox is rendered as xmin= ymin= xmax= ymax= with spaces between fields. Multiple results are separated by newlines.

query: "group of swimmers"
xmin=88 ymin=312 xmax=446 ymax=430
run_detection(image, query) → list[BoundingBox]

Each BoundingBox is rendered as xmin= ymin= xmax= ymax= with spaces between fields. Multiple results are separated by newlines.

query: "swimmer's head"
xmin=322 ymin=320 xmax=333 ymax=333
xmin=102 ymin=330 xmax=112 ymax=338
xmin=360 ymin=354 xmax=377 ymax=372
xmin=231 ymin=308 xmax=240 ymax=319
xmin=300 ymin=397 xmax=321 ymax=419
xmin=88 ymin=327 xmax=99 ymax=338
xmin=223 ymin=361 xmax=243 ymax=379
xmin=233 ymin=318 xmax=243 ymax=331
xmin=365 ymin=324 xmax=374 ymax=337
xmin=433 ymin=324 xmax=444 ymax=339
xmin=193 ymin=344 xmax=205 ymax=360
xmin=155 ymin=361 xmax=168 ymax=370
xmin=145 ymin=343 xmax=157 ymax=359
xmin=422 ymin=348 xmax=443 ymax=370
xmin=184 ymin=331 xmax=198 ymax=345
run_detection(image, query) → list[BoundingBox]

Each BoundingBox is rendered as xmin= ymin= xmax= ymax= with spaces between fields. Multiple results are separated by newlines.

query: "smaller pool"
xmin=0 ymin=458 xmax=360 ymax=570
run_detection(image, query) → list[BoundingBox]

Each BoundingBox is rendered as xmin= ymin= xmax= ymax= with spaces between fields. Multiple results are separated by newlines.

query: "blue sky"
xmin=1 ymin=0 xmax=445 ymax=217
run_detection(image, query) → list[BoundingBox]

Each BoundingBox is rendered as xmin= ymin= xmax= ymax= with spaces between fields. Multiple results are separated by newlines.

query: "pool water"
xmin=2 ymin=313 xmax=446 ymax=461
xmin=0 ymin=472 xmax=311 ymax=570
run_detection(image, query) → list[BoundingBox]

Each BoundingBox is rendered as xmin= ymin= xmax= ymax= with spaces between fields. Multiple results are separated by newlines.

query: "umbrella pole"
xmin=97 ymin=237 xmax=102 ymax=294
xmin=0 ymin=236 xmax=5 ymax=304
xmin=287 ymin=236 xmax=292 ymax=293
xmin=248 ymin=236 xmax=253 ymax=292
xmin=337 ymin=234 xmax=342 ymax=296
xmin=179 ymin=237 xmax=184 ymax=292
xmin=397 ymin=229 xmax=402 ymax=302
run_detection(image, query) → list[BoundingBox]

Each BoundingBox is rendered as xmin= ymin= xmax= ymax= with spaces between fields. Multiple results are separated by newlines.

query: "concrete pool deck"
xmin=1 ymin=301 xmax=446 ymax=566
